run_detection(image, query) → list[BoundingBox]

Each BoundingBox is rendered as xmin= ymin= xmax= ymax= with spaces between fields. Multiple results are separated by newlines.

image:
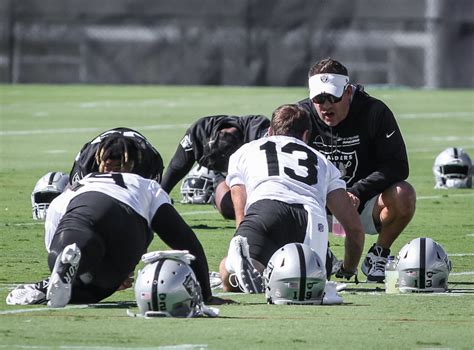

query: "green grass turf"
xmin=0 ymin=84 xmax=473 ymax=349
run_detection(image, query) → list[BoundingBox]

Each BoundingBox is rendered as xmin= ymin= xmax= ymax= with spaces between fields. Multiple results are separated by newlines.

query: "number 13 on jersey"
xmin=259 ymin=140 xmax=318 ymax=186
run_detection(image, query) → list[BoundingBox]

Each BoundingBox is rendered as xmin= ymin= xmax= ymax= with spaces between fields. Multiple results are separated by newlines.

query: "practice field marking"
xmin=0 ymin=346 xmax=207 ymax=350
xmin=180 ymin=210 xmax=219 ymax=216
xmin=0 ymin=304 xmax=88 ymax=315
xmin=0 ymin=124 xmax=190 ymax=137
xmin=417 ymin=193 xmax=474 ymax=200
xmin=451 ymin=271 xmax=474 ymax=276
xmin=398 ymin=111 xmax=472 ymax=119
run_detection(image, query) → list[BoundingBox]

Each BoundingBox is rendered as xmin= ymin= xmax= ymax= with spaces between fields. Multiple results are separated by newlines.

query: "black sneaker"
xmin=361 ymin=244 xmax=390 ymax=283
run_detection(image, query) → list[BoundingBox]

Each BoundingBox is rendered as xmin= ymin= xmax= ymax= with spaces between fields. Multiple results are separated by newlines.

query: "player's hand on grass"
xmin=334 ymin=261 xmax=359 ymax=283
xmin=117 ymin=273 xmax=134 ymax=291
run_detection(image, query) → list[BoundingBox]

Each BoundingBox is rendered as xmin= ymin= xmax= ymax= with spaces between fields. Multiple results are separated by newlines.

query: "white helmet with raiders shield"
xmin=433 ymin=147 xmax=472 ymax=189
xmin=134 ymin=252 xmax=204 ymax=318
xmin=180 ymin=164 xmax=217 ymax=204
xmin=263 ymin=243 xmax=326 ymax=305
xmin=396 ymin=237 xmax=452 ymax=293
xmin=31 ymin=172 xmax=69 ymax=220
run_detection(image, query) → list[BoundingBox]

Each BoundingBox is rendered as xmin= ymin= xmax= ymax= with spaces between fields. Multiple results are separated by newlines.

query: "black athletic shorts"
xmin=234 ymin=199 xmax=308 ymax=266
xmin=49 ymin=191 xmax=152 ymax=301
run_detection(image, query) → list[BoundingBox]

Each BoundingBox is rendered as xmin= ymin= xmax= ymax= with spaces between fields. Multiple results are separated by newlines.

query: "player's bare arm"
xmin=327 ymin=188 xmax=364 ymax=273
xmin=230 ymin=184 xmax=247 ymax=228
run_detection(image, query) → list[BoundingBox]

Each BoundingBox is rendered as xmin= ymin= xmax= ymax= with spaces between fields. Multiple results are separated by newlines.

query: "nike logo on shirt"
xmin=386 ymin=131 xmax=395 ymax=138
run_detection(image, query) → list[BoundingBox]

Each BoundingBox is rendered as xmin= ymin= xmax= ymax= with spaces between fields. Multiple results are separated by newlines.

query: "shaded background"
xmin=0 ymin=0 xmax=472 ymax=88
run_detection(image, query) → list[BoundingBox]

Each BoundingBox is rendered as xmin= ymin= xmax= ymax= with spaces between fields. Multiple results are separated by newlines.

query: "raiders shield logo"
xmin=320 ymin=75 xmax=329 ymax=83
xmin=323 ymin=149 xmax=358 ymax=184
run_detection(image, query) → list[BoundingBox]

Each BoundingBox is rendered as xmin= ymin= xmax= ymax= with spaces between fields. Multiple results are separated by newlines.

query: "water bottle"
xmin=384 ymin=256 xmax=399 ymax=294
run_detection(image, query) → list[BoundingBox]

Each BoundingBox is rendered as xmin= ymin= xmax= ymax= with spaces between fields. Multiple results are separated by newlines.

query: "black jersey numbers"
xmin=259 ymin=141 xmax=318 ymax=185
xmin=86 ymin=173 xmax=128 ymax=189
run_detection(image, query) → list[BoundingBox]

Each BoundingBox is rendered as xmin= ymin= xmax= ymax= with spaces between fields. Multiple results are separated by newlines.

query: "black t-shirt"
xmin=298 ymin=86 xmax=409 ymax=209
xmin=161 ymin=115 xmax=270 ymax=193
xmin=69 ymin=128 xmax=164 ymax=185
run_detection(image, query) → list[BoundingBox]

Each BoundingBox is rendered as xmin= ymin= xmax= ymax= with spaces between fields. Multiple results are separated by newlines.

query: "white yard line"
xmin=0 ymin=124 xmax=190 ymax=137
xmin=451 ymin=271 xmax=474 ymax=276
xmin=0 ymin=346 xmax=207 ymax=350
xmin=417 ymin=193 xmax=474 ymax=200
xmin=0 ymin=304 xmax=88 ymax=315
xmin=398 ymin=112 xmax=472 ymax=119
xmin=5 ymin=194 xmax=474 ymax=227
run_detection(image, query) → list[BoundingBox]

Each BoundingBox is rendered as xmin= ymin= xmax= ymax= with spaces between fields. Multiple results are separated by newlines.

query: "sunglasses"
xmin=311 ymin=93 xmax=344 ymax=104
xmin=311 ymin=86 xmax=347 ymax=104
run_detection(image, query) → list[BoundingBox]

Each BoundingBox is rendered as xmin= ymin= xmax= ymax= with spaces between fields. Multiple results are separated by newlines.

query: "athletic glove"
xmin=333 ymin=260 xmax=359 ymax=284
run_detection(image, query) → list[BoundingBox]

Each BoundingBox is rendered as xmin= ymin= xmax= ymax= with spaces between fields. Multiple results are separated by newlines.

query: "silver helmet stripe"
xmin=151 ymin=259 xmax=166 ymax=311
xmin=295 ymin=243 xmax=306 ymax=301
xmin=419 ymin=238 xmax=426 ymax=289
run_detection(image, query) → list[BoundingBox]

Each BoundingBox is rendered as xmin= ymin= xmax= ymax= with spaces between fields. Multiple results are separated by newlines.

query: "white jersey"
xmin=226 ymin=135 xmax=345 ymax=260
xmin=44 ymin=172 xmax=171 ymax=251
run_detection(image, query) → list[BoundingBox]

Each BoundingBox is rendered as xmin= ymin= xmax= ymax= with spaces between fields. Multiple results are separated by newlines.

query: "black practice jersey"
xmin=161 ymin=115 xmax=270 ymax=193
xmin=69 ymin=128 xmax=164 ymax=185
xmin=298 ymin=86 xmax=409 ymax=209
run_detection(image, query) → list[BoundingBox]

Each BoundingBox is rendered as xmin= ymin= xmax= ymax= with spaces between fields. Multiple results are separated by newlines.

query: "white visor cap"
xmin=309 ymin=73 xmax=349 ymax=100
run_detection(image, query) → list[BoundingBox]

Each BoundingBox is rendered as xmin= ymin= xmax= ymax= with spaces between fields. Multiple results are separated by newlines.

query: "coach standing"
xmin=298 ymin=58 xmax=416 ymax=283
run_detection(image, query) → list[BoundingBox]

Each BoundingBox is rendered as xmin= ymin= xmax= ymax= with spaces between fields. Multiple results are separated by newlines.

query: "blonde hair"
xmin=95 ymin=135 xmax=142 ymax=173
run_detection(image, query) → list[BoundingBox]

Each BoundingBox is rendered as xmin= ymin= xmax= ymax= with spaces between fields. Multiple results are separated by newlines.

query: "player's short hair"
xmin=201 ymin=127 xmax=243 ymax=172
xmin=308 ymin=57 xmax=348 ymax=78
xmin=95 ymin=134 xmax=142 ymax=173
xmin=271 ymin=104 xmax=311 ymax=140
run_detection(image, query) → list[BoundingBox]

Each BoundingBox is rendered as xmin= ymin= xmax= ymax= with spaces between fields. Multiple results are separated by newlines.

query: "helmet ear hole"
xmin=31 ymin=172 xmax=70 ymax=220
xmin=180 ymin=165 xmax=217 ymax=204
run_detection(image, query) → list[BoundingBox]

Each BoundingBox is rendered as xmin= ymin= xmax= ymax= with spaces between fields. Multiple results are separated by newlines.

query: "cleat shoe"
xmin=361 ymin=243 xmax=390 ymax=283
xmin=225 ymin=236 xmax=263 ymax=293
xmin=209 ymin=271 xmax=223 ymax=290
xmin=6 ymin=278 xmax=50 ymax=305
xmin=47 ymin=243 xmax=81 ymax=308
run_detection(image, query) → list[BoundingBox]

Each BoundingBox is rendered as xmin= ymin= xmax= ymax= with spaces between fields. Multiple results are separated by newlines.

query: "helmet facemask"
xmin=433 ymin=148 xmax=472 ymax=189
xmin=31 ymin=172 xmax=70 ymax=220
xmin=180 ymin=165 xmax=217 ymax=204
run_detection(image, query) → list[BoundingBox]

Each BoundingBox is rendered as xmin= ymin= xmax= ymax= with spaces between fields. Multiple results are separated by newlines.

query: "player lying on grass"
xmin=8 ymin=134 xmax=229 ymax=307
xmin=160 ymin=114 xmax=270 ymax=219
xmin=219 ymin=104 xmax=365 ymax=293
xmin=31 ymin=127 xmax=165 ymax=221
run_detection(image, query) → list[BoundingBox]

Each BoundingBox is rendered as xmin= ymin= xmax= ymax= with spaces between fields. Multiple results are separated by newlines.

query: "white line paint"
xmin=180 ymin=210 xmax=218 ymax=216
xmin=0 ymin=124 xmax=190 ymax=137
xmin=398 ymin=112 xmax=472 ymax=119
xmin=417 ymin=193 xmax=474 ymax=200
xmin=449 ymin=253 xmax=474 ymax=257
xmin=0 ymin=346 xmax=207 ymax=350
xmin=451 ymin=271 xmax=474 ymax=276
xmin=6 ymin=210 xmax=218 ymax=226
xmin=0 ymin=305 xmax=88 ymax=315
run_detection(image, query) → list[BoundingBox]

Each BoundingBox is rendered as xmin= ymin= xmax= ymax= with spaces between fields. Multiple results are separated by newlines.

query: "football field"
xmin=0 ymin=84 xmax=473 ymax=349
